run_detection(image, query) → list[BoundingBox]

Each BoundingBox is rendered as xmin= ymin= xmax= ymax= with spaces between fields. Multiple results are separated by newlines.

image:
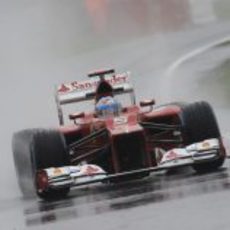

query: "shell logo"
xmin=201 ymin=142 xmax=210 ymax=149
xmin=53 ymin=168 xmax=63 ymax=176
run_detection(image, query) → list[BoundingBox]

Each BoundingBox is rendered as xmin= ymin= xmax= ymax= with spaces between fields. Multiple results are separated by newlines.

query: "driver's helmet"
xmin=95 ymin=96 xmax=120 ymax=117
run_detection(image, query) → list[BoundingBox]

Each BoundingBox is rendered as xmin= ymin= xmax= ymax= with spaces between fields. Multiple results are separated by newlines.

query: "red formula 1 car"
xmin=13 ymin=69 xmax=226 ymax=200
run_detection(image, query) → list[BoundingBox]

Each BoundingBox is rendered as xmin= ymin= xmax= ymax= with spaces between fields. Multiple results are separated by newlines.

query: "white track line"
xmin=161 ymin=35 xmax=230 ymax=101
xmin=165 ymin=34 xmax=230 ymax=155
xmin=166 ymin=35 xmax=230 ymax=77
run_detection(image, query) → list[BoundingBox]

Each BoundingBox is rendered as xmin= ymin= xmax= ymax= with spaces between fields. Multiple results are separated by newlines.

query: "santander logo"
xmin=58 ymin=84 xmax=71 ymax=93
xmin=58 ymin=74 xmax=128 ymax=94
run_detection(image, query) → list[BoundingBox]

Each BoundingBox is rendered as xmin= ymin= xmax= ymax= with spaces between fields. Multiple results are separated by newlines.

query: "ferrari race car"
xmin=13 ymin=69 xmax=226 ymax=200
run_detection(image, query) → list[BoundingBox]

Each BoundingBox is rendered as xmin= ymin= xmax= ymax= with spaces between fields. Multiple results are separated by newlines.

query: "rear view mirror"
xmin=140 ymin=99 xmax=155 ymax=107
xmin=69 ymin=112 xmax=85 ymax=121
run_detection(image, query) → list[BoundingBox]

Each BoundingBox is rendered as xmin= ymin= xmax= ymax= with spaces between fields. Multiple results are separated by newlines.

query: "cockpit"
xmin=95 ymin=96 xmax=121 ymax=118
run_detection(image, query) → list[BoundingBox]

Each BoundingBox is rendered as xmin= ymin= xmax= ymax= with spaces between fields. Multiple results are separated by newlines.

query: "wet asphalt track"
xmin=1 ymin=0 xmax=230 ymax=229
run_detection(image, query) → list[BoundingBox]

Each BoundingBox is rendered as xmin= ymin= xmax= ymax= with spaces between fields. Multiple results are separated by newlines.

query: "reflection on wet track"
xmin=24 ymin=162 xmax=230 ymax=227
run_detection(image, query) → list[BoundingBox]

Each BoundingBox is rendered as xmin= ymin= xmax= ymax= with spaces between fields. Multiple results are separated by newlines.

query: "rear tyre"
xmin=180 ymin=101 xmax=225 ymax=173
xmin=13 ymin=129 xmax=70 ymax=200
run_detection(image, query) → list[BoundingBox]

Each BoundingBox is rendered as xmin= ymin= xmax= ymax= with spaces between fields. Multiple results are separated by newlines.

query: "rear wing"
xmin=55 ymin=72 xmax=136 ymax=125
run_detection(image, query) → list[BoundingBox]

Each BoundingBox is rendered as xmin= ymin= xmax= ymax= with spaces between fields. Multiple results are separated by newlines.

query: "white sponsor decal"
xmin=160 ymin=148 xmax=189 ymax=164
xmin=114 ymin=116 xmax=128 ymax=125
xmin=58 ymin=74 xmax=129 ymax=94
xmin=186 ymin=138 xmax=219 ymax=152
xmin=46 ymin=164 xmax=106 ymax=179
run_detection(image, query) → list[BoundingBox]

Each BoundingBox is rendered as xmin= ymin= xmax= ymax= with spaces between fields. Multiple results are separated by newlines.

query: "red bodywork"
xmin=58 ymin=102 xmax=183 ymax=174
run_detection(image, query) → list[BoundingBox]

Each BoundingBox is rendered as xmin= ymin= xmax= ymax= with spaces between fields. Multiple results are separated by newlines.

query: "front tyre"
xmin=180 ymin=101 xmax=225 ymax=173
xmin=32 ymin=129 xmax=70 ymax=200
xmin=13 ymin=130 xmax=37 ymax=198
xmin=13 ymin=129 xmax=70 ymax=200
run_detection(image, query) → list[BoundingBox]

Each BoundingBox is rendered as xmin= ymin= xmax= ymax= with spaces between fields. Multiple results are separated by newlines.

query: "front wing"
xmin=39 ymin=138 xmax=222 ymax=191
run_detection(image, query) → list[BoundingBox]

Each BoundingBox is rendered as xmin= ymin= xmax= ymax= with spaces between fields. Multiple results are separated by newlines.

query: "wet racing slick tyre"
xmin=13 ymin=129 xmax=70 ymax=200
xmin=180 ymin=101 xmax=225 ymax=173
xmin=13 ymin=130 xmax=37 ymax=198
